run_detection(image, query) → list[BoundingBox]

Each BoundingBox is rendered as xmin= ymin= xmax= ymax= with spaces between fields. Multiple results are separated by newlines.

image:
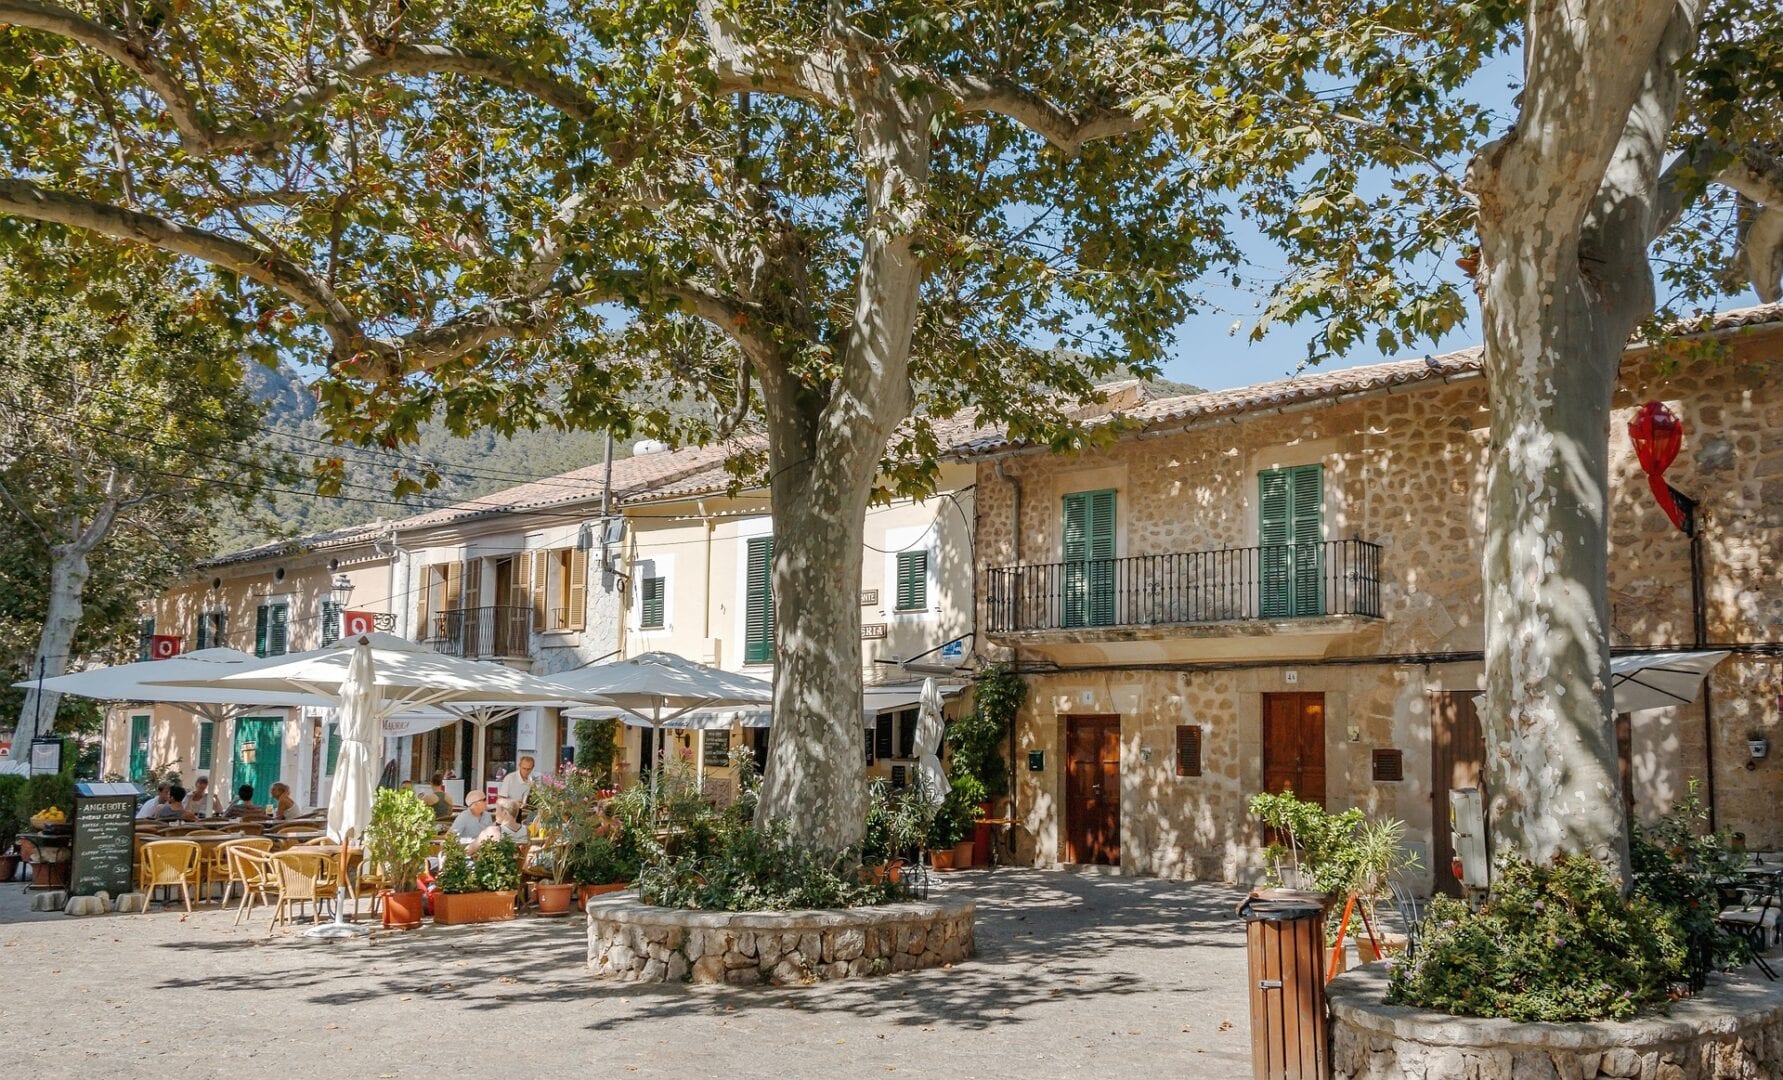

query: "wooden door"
xmin=1065 ymin=715 xmax=1121 ymax=865
xmin=231 ymin=717 xmax=283 ymax=806
xmin=1262 ymin=693 xmax=1326 ymax=806
xmin=1430 ymin=691 xmax=1486 ymax=898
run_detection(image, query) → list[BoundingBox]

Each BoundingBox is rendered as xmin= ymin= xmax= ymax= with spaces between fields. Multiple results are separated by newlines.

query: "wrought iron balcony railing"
xmin=429 ymin=605 xmax=534 ymax=659
xmin=984 ymin=539 xmax=1382 ymax=634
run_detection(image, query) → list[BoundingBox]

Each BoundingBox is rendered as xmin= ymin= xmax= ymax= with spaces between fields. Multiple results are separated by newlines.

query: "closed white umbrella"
xmin=325 ymin=641 xmax=380 ymax=846
xmin=558 ymin=652 xmax=772 ymax=799
xmin=913 ymin=678 xmax=948 ymax=808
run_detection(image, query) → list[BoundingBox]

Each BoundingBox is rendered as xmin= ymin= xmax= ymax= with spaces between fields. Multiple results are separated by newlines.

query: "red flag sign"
xmin=149 ymin=635 xmax=182 ymax=660
xmin=342 ymin=610 xmax=378 ymax=636
xmin=1628 ymin=401 xmax=1688 ymax=532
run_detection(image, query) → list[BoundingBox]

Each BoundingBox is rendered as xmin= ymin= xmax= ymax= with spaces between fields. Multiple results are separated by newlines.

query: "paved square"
xmin=1 ymin=869 xmax=1251 ymax=1079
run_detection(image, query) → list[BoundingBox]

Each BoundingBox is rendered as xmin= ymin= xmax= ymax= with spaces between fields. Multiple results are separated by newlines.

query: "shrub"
xmin=473 ymin=836 xmax=522 ymax=893
xmin=638 ymin=817 xmax=906 ymax=911
xmin=572 ymin=717 xmax=621 ymax=783
xmin=23 ymin=772 xmax=74 ymax=819
xmin=1387 ymin=855 xmax=1687 ymax=1022
xmin=862 ymin=778 xmax=931 ymax=863
xmin=568 ymin=834 xmax=639 ymax=886
xmin=435 ymin=839 xmax=476 ymax=894
xmin=1629 ymin=782 xmax=1752 ymax=992
xmin=0 ymin=774 xmax=26 ymax=849
xmin=364 ymin=788 xmax=435 ymax=888
xmin=949 ymin=664 xmax=1024 ymax=799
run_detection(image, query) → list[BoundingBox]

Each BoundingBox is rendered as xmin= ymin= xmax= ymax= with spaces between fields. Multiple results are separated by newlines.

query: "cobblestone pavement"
xmin=0 ymin=869 xmax=1253 ymax=1079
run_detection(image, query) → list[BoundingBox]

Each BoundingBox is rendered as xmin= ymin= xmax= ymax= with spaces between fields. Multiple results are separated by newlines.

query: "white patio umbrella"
xmin=558 ymin=652 xmax=772 ymax=798
xmin=18 ymin=647 xmax=327 ymax=719
xmin=912 ymin=677 xmax=948 ymax=808
xmin=1470 ymin=650 xmax=1731 ymax=715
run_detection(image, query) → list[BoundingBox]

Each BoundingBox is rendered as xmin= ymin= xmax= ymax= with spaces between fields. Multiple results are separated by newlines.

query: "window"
xmin=326 ymin=722 xmax=342 ymax=775
xmin=254 ymin=602 xmax=289 ymax=657
xmin=136 ymin=617 xmax=155 ymax=661
xmin=874 ymin=712 xmax=895 ymax=760
xmin=864 ymin=726 xmax=875 ymax=766
xmin=1174 ymin=724 xmax=1202 ymax=777
xmin=896 ymin=707 xmax=917 ymax=758
xmin=744 ymin=536 xmax=775 ymax=664
xmin=895 ymin=550 xmax=929 ymax=612
xmin=195 ymin=611 xmax=226 ymax=650
xmin=640 ymin=575 xmax=666 ymax=630
xmin=544 ymin=548 xmax=587 ymax=630
xmin=321 ymin=601 xmax=343 ymax=646
xmin=1062 ymin=489 xmax=1117 ymax=627
xmin=128 ymin=714 xmax=150 ymax=780
xmin=703 ymin=729 xmax=732 ymax=769
xmin=1258 ymin=464 xmax=1325 ymax=617
xmin=197 ymin=720 xmax=214 ymax=771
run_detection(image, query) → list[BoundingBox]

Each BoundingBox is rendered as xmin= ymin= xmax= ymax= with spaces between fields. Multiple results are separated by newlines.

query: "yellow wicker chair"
xmin=227 ymin=847 xmax=279 ymax=925
xmin=269 ymin=851 xmax=340 ymax=927
xmin=140 ymin=840 xmax=202 ymax=914
xmin=216 ymin=838 xmax=274 ymax=909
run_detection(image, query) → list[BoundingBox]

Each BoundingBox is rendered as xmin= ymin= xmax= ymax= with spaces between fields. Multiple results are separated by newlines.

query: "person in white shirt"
xmin=496 ymin=756 xmax=536 ymax=818
xmin=450 ymin=790 xmax=495 ymax=850
xmin=136 ymin=783 xmax=172 ymax=820
xmin=184 ymin=776 xmax=221 ymax=818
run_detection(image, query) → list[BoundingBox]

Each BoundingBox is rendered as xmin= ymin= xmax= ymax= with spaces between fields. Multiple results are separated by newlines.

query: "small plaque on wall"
xmin=861 ymin=623 xmax=887 ymax=640
xmin=860 ymin=589 xmax=879 ymax=606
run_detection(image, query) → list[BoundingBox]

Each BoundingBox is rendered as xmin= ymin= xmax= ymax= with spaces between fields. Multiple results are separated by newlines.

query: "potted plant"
xmin=364 ymin=788 xmax=435 ymax=929
xmin=1247 ymin=790 xmax=1364 ymax=902
xmin=433 ymin=836 xmax=520 ymax=924
xmin=569 ymin=834 xmax=638 ymax=907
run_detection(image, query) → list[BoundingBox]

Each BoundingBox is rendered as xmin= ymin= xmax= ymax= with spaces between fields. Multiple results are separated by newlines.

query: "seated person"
xmin=184 ymin=776 xmax=222 ymax=818
xmin=268 ymin=782 xmax=302 ymax=820
xmin=152 ymin=784 xmax=193 ymax=821
xmin=493 ymin=803 xmax=527 ymax=843
xmin=136 ymin=782 xmax=173 ymax=820
xmin=450 ymin=790 xmax=495 ymax=850
xmin=427 ymin=772 xmax=454 ymax=821
xmin=225 ymin=784 xmax=265 ymax=820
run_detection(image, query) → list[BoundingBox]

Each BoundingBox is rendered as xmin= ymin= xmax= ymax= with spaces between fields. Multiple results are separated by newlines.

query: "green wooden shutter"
xmin=268 ymin=603 xmax=289 ymax=655
xmin=1288 ymin=464 xmax=1325 ymax=616
xmin=744 ymin=537 xmax=775 ymax=664
xmin=195 ymin=613 xmax=208 ymax=651
xmin=1062 ymin=490 xmax=1117 ymax=627
xmin=895 ymin=550 xmax=928 ymax=611
xmin=197 ymin=720 xmax=214 ymax=771
xmin=641 ymin=576 xmax=665 ymax=629
xmin=1259 ymin=465 xmax=1324 ymax=617
xmin=326 ymin=722 xmax=341 ymax=774
xmin=129 ymin=714 xmax=150 ymax=780
xmin=321 ymin=601 xmax=342 ymax=645
xmin=136 ymin=617 xmax=155 ymax=661
xmin=254 ymin=605 xmax=270 ymax=658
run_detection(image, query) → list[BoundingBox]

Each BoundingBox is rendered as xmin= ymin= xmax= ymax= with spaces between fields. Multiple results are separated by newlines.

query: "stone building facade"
xmin=971 ymin=306 xmax=1783 ymax=890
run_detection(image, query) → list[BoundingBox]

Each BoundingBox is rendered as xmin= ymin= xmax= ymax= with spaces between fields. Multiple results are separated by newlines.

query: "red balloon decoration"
xmin=1628 ymin=401 xmax=1687 ymax=532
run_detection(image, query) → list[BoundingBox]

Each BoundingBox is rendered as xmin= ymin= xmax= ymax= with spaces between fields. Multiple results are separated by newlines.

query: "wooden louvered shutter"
xmin=1062 ymin=491 xmax=1116 ymax=627
xmin=1258 ymin=470 xmax=1293 ymax=618
xmin=895 ymin=550 xmax=928 ymax=611
xmin=254 ymin=605 xmax=270 ymax=657
xmin=744 ymin=537 xmax=775 ymax=664
xmin=568 ymin=548 xmax=588 ymax=629
xmin=464 ymin=559 xmax=482 ymax=611
xmin=875 ymin=713 xmax=895 ymax=760
xmin=268 ymin=603 xmax=289 ymax=655
xmin=1288 ymin=464 xmax=1325 ymax=616
xmin=1175 ymin=724 xmax=1203 ymax=777
xmin=415 ymin=565 xmax=431 ymax=639
xmin=532 ymin=550 xmax=549 ymax=631
xmin=195 ymin=613 xmax=208 ymax=651
xmin=640 ymin=576 xmax=665 ymax=629
xmin=137 ymin=617 xmax=155 ymax=661
xmin=444 ymin=561 xmax=462 ymax=613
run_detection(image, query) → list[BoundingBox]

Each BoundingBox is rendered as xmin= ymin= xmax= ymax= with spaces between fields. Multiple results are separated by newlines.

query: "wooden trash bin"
xmin=1241 ymin=897 xmax=1328 ymax=1079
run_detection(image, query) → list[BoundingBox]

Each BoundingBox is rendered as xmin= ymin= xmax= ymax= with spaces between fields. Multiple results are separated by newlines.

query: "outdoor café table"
xmin=269 ymin=829 xmax=329 ymax=848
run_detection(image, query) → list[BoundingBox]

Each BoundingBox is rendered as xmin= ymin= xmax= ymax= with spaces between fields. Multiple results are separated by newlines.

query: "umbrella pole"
xmin=304 ymin=826 xmax=369 ymax=940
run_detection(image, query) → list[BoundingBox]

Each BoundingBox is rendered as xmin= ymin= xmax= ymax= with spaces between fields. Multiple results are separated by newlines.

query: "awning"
xmin=1471 ymin=650 xmax=1730 ymax=715
xmin=863 ymin=682 xmax=969 ymax=722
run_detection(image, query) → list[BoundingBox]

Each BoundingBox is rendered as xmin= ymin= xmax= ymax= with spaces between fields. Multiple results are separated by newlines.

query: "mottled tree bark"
xmin=8 ymin=542 xmax=94 ymax=759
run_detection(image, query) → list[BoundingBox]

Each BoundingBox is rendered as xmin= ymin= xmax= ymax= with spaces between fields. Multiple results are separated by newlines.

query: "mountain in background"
xmin=210 ymin=363 xmax=1205 ymax=555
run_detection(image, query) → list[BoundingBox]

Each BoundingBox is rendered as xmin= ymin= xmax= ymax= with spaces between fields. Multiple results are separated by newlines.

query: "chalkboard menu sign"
xmin=73 ymin=782 xmax=141 ymax=897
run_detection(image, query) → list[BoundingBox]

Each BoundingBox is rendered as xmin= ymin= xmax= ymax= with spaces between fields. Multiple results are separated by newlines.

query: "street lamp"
xmin=330 ymin=573 xmax=355 ymax=609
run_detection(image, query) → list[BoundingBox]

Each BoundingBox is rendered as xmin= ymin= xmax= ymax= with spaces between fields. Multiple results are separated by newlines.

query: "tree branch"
xmin=950 ymin=76 xmax=1144 ymax=156
xmin=0 ymin=475 xmax=49 ymax=543
xmin=696 ymin=0 xmax=845 ymax=107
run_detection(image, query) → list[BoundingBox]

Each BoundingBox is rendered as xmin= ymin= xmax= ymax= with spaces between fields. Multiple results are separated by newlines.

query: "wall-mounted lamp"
xmin=239 ymin=741 xmax=257 ymax=765
xmin=1747 ymin=732 xmax=1769 ymax=771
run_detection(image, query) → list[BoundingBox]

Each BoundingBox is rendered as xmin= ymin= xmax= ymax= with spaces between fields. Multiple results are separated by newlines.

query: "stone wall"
xmin=1327 ymin=963 xmax=1783 ymax=1080
xmin=586 ymin=895 xmax=975 ymax=986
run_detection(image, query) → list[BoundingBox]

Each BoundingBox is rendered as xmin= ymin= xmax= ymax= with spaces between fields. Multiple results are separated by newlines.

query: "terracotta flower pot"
xmin=1359 ymin=934 xmax=1408 ymax=963
xmin=432 ymin=890 xmax=517 ymax=925
xmin=886 ymin=858 xmax=904 ymax=885
xmin=0 ymin=853 xmax=19 ymax=883
xmin=930 ymin=847 xmax=956 ymax=871
xmin=535 ymin=882 xmax=576 ymax=916
xmin=575 ymin=882 xmax=629 ymax=909
xmin=381 ymin=889 xmax=425 ymax=930
xmin=952 ymin=839 xmax=976 ymax=869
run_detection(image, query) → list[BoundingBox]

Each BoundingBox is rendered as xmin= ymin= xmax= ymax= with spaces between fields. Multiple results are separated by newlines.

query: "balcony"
xmin=984 ymin=539 xmax=1383 ymax=638
xmin=430 ymin=605 xmax=534 ymax=660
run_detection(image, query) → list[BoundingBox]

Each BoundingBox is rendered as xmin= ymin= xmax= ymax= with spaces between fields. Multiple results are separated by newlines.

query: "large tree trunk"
xmin=8 ymin=543 xmax=91 ymax=755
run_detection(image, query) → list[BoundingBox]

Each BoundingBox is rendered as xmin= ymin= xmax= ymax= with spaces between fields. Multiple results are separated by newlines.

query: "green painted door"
xmin=231 ymin=717 xmax=283 ymax=806
xmin=1259 ymin=465 xmax=1325 ymax=618
xmin=128 ymin=714 xmax=150 ymax=780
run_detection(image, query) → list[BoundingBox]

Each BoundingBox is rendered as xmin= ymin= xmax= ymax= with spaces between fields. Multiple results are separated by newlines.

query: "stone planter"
xmin=433 ymin=890 xmax=516 ymax=925
xmin=587 ymin=896 xmax=976 ymax=986
xmin=1328 ymin=960 xmax=1783 ymax=1079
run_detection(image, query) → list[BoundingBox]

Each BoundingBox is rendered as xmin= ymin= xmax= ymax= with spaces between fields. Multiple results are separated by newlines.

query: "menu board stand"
xmin=72 ymin=782 xmax=142 ymax=898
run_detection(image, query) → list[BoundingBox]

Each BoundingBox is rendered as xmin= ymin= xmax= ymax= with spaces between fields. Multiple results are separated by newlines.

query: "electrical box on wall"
xmin=1028 ymin=750 xmax=1045 ymax=772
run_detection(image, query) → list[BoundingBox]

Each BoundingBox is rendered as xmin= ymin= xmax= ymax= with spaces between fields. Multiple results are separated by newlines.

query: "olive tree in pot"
xmin=364 ymin=788 xmax=435 ymax=929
